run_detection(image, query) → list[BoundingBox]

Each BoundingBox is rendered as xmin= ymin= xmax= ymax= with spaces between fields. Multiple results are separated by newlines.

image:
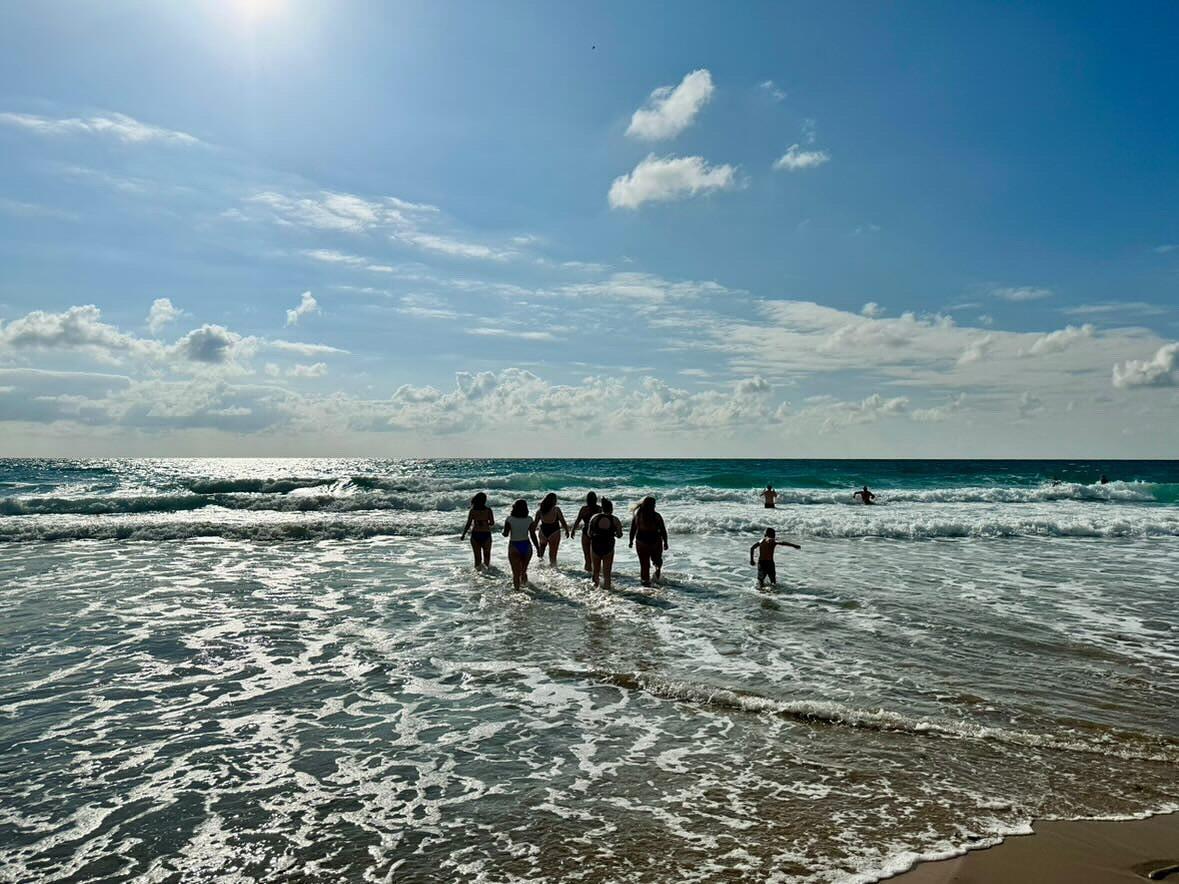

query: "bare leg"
xmin=602 ymin=552 xmax=614 ymax=590
xmin=508 ymin=550 xmax=520 ymax=589
xmin=520 ymin=552 xmax=531 ymax=587
xmin=470 ymin=540 xmax=482 ymax=570
xmin=547 ymin=533 xmax=560 ymax=565
xmin=636 ymin=542 xmax=651 ymax=586
xmin=481 ymin=540 xmax=492 ymax=569
xmin=581 ymin=534 xmax=592 ymax=571
xmin=591 ymin=553 xmax=601 ymax=587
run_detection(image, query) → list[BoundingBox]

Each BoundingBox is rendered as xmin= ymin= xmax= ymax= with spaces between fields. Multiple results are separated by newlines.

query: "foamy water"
xmin=1 ymin=458 xmax=1177 ymax=882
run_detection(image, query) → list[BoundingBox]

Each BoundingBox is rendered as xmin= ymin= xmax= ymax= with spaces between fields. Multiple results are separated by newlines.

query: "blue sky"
xmin=1 ymin=0 xmax=1177 ymax=456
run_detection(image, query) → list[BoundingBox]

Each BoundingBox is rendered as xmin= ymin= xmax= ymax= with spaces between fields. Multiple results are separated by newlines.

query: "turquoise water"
xmin=1 ymin=459 xmax=1178 ymax=882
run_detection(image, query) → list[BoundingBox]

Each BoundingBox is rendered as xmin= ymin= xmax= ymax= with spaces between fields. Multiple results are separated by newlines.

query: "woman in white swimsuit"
xmin=502 ymin=498 xmax=540 ymax=589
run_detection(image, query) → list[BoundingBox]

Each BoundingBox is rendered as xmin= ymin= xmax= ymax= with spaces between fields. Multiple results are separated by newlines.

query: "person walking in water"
xmin=588 ymin=498 xmax=623 ymax=589
xmin=503 ymin=499 xmax=540 ymax=589
xmin=762 ymin=485 xmax=779 ymax=508
xmin=569 ymin=491 xmax=603 ymax=572
xmin=750 ymin=528 xmax=801 ymax=588
xmin=629 ymin=496 xmax=669 ymax=587
xmin=853 ymin=485 xmax=876 ymax=505
xmin=460 ymin=491 xmax=496 ymax=570
xmin=532 ymin=492 xmax=570 ymax=566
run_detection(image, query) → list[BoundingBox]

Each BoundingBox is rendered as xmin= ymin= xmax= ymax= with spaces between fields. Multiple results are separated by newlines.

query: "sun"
xmin=231 ymin=0 xmax=282 ymax=25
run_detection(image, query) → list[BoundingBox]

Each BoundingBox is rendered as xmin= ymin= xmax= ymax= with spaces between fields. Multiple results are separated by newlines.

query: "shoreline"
xmin=885 ymin=811 xmax=1179 ymax=883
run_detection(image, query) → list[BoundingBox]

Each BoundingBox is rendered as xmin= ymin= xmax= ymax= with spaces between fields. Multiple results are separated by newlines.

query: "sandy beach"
xmin=891 ymin=813 xmax=1179 ymax=883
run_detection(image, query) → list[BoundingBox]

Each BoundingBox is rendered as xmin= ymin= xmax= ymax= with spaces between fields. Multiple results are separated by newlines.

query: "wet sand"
xmin=890 ymin=813 xmax=1179 ymax=883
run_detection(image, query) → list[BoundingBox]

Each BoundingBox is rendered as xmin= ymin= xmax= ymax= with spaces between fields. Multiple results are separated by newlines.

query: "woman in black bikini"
xmin=460 ymin=491 xmax=496 ymax=570
xmin=588 ymin=498 xmax=623 ymax=589
xmin=532 ymin=492 xmax=570 ymax=565
xmin=629 ymin=496 xmax=668 ymax=587
xmin=569 ymin=491 xmax=602 ymax=572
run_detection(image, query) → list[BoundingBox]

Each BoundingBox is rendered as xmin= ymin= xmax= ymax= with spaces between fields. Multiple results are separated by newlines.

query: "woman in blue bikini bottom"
xmin=502 ymin=499 xmax=540 ymax=590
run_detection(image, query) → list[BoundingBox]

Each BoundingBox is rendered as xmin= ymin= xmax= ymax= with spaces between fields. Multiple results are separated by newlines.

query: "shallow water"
xmin=1 ymin=459 xmax=1177 ymax=882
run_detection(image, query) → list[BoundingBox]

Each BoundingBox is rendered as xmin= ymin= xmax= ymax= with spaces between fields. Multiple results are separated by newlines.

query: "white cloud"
xmin=773 ymin=144 xmax=830 ymax=171
xmin=467 ymin=328 xmax=556 ymax=341
xmin=560 ymin=271 xmax=739 ymax=302
xmin=247 ymin=191 xmax=397 ymax=233
xmin=267 ymin=340 xmax=350 ymax=357
xmin=1112 ymin=342 xmax=1179 ymax=388
xmin=0 ymin=110 xmax=200 ymax=145
xmin=302 ymin=249 xmax=366 ymax=266
xmin=956 ymin=335 xmax=993 ymax=366
xmin=288 ymin=362 xmax=328 ymax=378
xmin=285 ymin=292 xmax=319 ymax=326
xmin=1063 ymin=301 xmax=1168 ymax=317
xmin=992 ymin=286 xmax=1053 ymax=302
xmin=0 ymin=305 xmax=161 ymax=362
xmin=147 ymin=298 xmax=181 ymax=334
xmin=394 ymin=231 xmax=512 ymax=261
xmin=759 ymin=80 xmax=786 ymax=102
xmin=861 ymin=302 xmax=883 ymax=318
xmin=609 ymin=154 xmax=737 ymax=209
xmin=626 ymin=69 xmax=715 ymax=141
xmin=1026 ymin=323 xmax=1094 ymax=356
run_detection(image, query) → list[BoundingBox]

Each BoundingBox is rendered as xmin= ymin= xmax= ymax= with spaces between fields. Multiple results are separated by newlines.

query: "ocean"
xmin=1 ymin=458 xmax=1177 ymax=882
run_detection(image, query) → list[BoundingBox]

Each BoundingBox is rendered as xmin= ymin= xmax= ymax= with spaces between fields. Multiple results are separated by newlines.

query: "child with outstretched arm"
xmin=750 ymin=528 xmax=801 ymax=587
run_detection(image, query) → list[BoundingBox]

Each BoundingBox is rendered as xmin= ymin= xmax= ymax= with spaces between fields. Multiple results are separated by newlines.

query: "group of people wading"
xmin=460 ymin=492 xmax=668 ymax=591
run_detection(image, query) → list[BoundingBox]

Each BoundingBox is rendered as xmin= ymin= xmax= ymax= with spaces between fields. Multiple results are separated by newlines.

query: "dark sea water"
xmin=1 ymin=459 xmax=1177 ymax=882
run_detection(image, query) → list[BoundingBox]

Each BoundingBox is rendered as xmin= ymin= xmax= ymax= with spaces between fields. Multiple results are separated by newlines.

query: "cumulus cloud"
xmin=860 ymin=302 xmax=883 ymax=318
xmin=1026 ymin=323 xmax=1094 ymax=356
xmin=626 ymin=69 xmax=715 ymax=141
xmin=285 ymin=292 xmax=319 ymax=326
xmin=288 ymin=362 xmax=328 ymax=378
xmin=0 ymin=110 xmax=200 ymax=145
xmin=992 ymin=286 xmax=1053 ymax=302
xmin=1112 ymin=342 xmax=1179 ymax=388
xmin=773 ymin=144 xmax=830 ymax=171
xmin=0 ymin=305 xmax=161 ymax=362
xmin=147 ymin=298 xmax=181 ymax=334
xmin=609 ymin=154 xmax=737 ymax=209
xmin=171 ymin=325 xmax=244 ymax=364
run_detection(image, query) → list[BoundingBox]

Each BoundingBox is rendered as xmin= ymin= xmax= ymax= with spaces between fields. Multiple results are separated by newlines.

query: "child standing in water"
xmin=503 ymin=499 xmax=540 ymax=590
xmin=749 ymin=528 xmax=801 ymax=588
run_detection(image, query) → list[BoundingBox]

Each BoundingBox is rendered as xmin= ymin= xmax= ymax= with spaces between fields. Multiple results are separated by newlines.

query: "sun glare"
xmin=232 ymin=0 xmax=282 ymax=25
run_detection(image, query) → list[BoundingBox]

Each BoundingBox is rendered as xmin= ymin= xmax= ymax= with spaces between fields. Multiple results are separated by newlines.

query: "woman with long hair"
xmin=532 ymin=492 xmax=570 ymax=566
xmin=588 ymin=498 xmax=623 ymax=589
xmin=502 ymin=498 xmax=540 ymax=589
xmin=459 ymin=491 xmax=495 ymax=570
xmin=568 ymin=491 xmax=602 ymax=572
xmin=628 ymin=496 xmax=668 ymax=587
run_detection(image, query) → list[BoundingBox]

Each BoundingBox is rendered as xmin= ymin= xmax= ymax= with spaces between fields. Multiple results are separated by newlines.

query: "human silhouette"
xmin=629 ymin=496 xmax=669 ymax=586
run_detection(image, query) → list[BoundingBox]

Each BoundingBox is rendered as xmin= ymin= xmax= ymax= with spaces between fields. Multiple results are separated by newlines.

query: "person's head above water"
xmin=470 ymin=491 xmax=487 ymax=509
xmin=539 ymin=492 xmax=557 ymax=513
xmin=585 ymin=491 xmax=597 ymax=505
xmin=511 ymin=498 xmax=528 ymax=518
xmin=765 ymin=528 xmax=776 ymax=538
xmin=637 ymin=496 xmax=657 ymax=513
xmin=600 ymin=498 xmax=614 ymax=514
